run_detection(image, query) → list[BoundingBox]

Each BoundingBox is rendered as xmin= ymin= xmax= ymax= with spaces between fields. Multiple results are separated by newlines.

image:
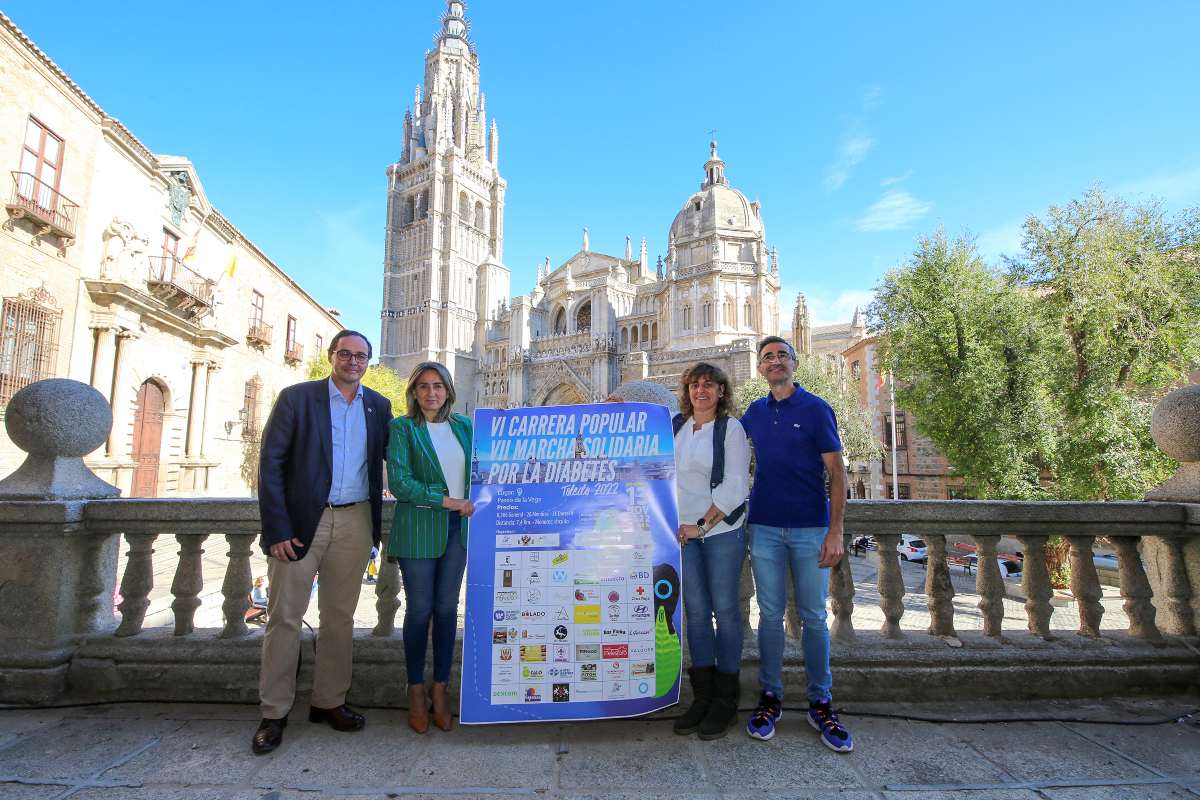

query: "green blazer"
xmin=386 ymin=413 xmax=472 ymax=559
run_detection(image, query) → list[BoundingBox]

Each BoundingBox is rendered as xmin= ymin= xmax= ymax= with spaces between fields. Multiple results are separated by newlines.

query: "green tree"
xmin=869 ymin=190 xmax=1200 ymax=501
xmin=1008 ymin=188 xmax=1199 ymax=499
xmin=868 ymin=229 xmax=1056 ymax=499
xmin=732 ymin=354 xmax=882 ymax=463
xmin=307 ymin=356 xmax=408 ymax=415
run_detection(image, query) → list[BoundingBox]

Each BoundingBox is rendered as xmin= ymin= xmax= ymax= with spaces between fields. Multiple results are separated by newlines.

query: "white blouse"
xmin=673 ymin=415 xmax=752 ymax=538
xmin=427 ymin=421 xmax=466 ymax=500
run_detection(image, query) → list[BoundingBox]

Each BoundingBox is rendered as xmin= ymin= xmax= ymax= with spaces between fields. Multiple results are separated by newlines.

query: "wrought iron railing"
xmin=247 ymin=319 xmax=273 ymax=346
xmin=146 ymin=255 xmax=215 ymax=308
xmin=6 ymin=171 xmax=79 ymax=239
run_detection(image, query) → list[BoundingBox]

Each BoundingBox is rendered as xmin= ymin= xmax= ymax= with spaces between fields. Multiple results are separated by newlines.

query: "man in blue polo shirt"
xmin=739 ymin=335 xmax=853 ymax=752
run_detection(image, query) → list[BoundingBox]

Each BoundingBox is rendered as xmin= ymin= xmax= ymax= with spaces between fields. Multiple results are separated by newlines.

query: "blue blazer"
xmin=257 ymin=379 xmax=392 ymax=558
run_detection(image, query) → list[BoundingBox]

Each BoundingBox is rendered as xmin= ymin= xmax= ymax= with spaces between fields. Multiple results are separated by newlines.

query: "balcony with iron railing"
xmin=5 ymin=171 xmax=79 ymax=240
xmin=284 ymin=341 xmax=304 ymax=364
xmin=247 ymin=318 xmax=273 ymax=347
xmin=145 ymin=255 xmax=215 ymax=319
xmin=0 ymin=376 xmax=1195 ymax=712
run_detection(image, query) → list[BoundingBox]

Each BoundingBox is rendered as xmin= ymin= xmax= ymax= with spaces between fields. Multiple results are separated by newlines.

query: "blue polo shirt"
xmin=741 ymin=383 xmax=842 ymax=528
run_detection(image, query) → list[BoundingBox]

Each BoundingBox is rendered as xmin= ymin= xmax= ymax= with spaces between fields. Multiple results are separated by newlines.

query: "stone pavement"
xmin=1 ymin=696 xmax=1197 ymax=799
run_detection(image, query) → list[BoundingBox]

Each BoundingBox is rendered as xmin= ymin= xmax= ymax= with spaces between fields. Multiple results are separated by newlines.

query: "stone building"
xmin=380 ymin=2 xmax=783 ymax=408
xmin=841 ymin=336 xmax=965 ymax=500
xmin=0 ymin=11 xmax=341 ymax=495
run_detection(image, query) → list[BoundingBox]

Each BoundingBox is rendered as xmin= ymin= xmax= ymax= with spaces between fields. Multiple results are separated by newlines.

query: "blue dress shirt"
xmin=327 ymin=378 xmax=369 ymax=505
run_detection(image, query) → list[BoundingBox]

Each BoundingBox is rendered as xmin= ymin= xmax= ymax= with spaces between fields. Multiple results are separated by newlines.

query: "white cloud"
xmin=1118 ymin=164 xmax=1200 ymax=206
xmin=855 ymin=190 xmax=933 ymax=232
xmin=822 ymin=133 xmax=873 ymax=192
xmin=781 ymin=286 xmax=875 ymax=328
xmin=880 ymin=170 xmax=912 ymax=187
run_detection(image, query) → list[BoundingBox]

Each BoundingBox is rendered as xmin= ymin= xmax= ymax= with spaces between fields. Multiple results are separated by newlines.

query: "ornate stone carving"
xmin=100 ymin=218 xmax=149 ymax=283
xmin=166 ymin=171 xmax=192 ymax=227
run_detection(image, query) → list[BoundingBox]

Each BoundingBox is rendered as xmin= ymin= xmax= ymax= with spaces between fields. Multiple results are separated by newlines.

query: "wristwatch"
xmin=696 ymin=517 xmax=709 ymax=535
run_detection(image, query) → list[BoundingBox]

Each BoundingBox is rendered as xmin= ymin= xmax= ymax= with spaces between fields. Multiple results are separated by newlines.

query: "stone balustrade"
xmin=0 ymin=377 xmax=1197 ymax=706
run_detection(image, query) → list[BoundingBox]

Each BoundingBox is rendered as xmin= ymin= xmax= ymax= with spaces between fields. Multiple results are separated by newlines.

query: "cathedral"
xmin=381 ymin=2 xmax=814 ymax=410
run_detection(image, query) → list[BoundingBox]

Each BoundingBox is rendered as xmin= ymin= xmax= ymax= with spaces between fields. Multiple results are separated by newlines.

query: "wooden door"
xmin=131 ymin=381 xmax=165 ymax=497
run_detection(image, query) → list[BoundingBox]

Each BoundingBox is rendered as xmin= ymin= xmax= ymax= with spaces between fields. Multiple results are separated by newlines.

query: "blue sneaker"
xmin=808 ymin=700 xmax=853 ymax=752
xmin=746 ymin=690 xmax=782 ymax=741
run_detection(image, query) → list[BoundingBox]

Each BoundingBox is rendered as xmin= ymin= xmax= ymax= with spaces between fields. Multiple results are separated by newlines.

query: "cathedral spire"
xmin=582 ymin=227 xmax=590 ymax=253
xmin=624 ymin=235 xmax=633 ymax=261
xmin=438 ymin=1 xmax=474 ymax=54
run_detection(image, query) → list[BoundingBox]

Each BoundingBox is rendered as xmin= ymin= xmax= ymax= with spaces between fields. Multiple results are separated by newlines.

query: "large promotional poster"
xmin=460 ymin=402 xmax=682 ymax=724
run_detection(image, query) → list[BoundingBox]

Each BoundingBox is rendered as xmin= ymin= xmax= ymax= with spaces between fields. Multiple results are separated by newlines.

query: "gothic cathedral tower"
xmin=380 ymin=1 xmax=509 ymax=408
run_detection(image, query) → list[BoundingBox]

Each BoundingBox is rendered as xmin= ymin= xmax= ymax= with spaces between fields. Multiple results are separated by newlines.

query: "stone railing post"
xmin=1143 ymin=378 xmax=1200 ymax=635
xmin=0 ymin=379 xmax=121 ymax=703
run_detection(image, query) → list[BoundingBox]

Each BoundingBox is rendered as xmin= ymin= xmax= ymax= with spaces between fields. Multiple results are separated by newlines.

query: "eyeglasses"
xmin=335 ymin=350 xmax=369 ymax=364
xmin=759 ymin=351 xmax=793 ymax=364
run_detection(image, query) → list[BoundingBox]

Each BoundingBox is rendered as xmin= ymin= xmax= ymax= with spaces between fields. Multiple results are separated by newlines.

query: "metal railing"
xmin=146 ymin=255 xmax=215 ymax=308
xmin=6 ymin=171 xmax=79 ymax=238
xmin=247 ymin=319 xmax=273 ymax=346
xmin=284 ymin=342 xmax=304 ymax=363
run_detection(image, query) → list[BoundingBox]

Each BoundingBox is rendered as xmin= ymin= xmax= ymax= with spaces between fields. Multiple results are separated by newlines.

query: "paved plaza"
xmin=0 ymin=696 xmax=1197 ymax=799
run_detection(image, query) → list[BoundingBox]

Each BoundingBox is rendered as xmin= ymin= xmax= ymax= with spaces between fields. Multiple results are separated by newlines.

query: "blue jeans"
xmin=681 ymin=525 xmax=746 ymax=673
xmin=749 ymin=524 xmax=832 ymax=703
xmin=398 ymin=514 xmax=466 ymax=685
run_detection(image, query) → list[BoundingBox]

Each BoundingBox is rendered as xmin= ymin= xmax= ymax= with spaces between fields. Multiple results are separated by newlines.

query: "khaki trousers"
xmin=259 ymin=503 xmax=372 ymax=719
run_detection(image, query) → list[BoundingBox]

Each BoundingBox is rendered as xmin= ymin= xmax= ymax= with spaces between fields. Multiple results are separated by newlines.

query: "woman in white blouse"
xmin=672 ymin=362 xmax=751 ymax=740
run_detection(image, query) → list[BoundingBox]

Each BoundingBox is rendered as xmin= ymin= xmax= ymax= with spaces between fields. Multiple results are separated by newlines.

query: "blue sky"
xmin=7 ymin=1 xmax=1199 ymax=341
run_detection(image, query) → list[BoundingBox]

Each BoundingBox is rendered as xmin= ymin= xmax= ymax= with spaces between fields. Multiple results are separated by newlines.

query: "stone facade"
xmin=381 ymin=3 xmax=782 ymax=410
xmin=841 ymin=336 xmax=965 ymax=500
xmin=0 ymin=11 xmax=342 ymax=495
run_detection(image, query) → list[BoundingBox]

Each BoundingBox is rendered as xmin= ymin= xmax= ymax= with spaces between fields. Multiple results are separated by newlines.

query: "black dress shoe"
xmin=308 ymin=704 xmax=366 ymax=731
xmin=252 ymin=717 xmax=286 ymax=755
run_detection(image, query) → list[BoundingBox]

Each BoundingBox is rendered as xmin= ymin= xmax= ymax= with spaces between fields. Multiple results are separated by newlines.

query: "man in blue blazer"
xmin=252 ymin=330 xmax=392 ymax=755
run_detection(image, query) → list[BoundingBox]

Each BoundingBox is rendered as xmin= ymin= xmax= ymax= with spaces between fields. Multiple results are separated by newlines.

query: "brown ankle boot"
xmin=407 ymin=684 xmax=429 ymax=734
xmin=430 ymin=681 xmax=453 ymax=731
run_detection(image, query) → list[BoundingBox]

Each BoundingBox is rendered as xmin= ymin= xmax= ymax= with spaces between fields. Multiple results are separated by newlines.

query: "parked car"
xmin=897 ymin=534 xmax=927 ymax=563
xmin=960 ymin=554 xmax=1022 ymax=578
xmin=1093 ymin=553 xmax=1120 ymax=571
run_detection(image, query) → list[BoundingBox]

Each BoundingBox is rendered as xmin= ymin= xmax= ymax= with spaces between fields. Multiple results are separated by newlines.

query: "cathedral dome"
xmin=668 ymin=142 xmax=763 ymax=244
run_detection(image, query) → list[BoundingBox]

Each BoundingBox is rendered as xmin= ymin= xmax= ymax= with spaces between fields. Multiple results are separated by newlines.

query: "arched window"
xmin=744 ymin=301 xmax=754 ymax=329
xmin=631 ymin=326 xmax=639 ymax=349
xmin=702 ymin=302 xmax=712 ymax=328
xmin=640 ymin=323 xmax=648 ymax=344
xmin=723 ymin=299 xmax=734 ymax=327
xmin=575 ymin=300 xmax=591 ymax=333
xmin=620 ymin=327 xmax=629 ymax=351
xmin=402 ymin=195 xmax=415 ymax=226
xmin=682 ymin=305 xmax=691 ymax=331
xmin=459 ymin=191 xmax=470 ymax=218
xmin=553 ymin=307 xmax=567 ymax=335
xmin=420 ymin=189 xmax=430 ymax=218
xmin=651 ymin=322 xmax=658 ymax=345
xmin=474 ymin=201 xmax=485 ymax=229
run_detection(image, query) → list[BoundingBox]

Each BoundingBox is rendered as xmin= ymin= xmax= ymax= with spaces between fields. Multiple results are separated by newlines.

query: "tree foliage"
xmin=868 ymin=189 xmax=1200 ymax=500
xmin=307 ymin=356 xmax=408 ymax=415
xmin=732 ymin=355 xmax=882 ymax=463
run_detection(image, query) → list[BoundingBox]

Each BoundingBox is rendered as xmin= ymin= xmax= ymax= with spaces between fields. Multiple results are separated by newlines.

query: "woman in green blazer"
xmin=386 ymin=361 xmax=474 ymax=733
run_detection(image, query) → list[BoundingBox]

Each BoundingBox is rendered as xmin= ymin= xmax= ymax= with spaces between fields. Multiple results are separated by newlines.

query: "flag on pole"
xmin=224 ymin=252 xmax=238 ymax=279
xmin=181 ymin=227 xmax=201 ymax=266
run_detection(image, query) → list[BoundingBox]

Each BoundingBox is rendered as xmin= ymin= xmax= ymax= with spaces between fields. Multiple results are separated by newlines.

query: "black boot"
xmin=673 ymin=666 xmax=715 ymax=735
xmin=699 ymin=670 xmax=740 ymax=740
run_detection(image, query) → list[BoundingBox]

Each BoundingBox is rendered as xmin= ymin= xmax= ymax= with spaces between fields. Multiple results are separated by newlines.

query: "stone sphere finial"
xmin=0 ymin=378 xmax=120 ymax=500
xmin=1146 ymin=382 xmax=1200 ymax=502
xmin=609 ymin=380 xmax=680 ymax=415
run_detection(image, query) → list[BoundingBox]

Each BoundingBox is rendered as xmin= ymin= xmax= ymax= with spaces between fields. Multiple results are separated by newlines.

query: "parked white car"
xmin=897 ymin=534 xmax=927 ymax=563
